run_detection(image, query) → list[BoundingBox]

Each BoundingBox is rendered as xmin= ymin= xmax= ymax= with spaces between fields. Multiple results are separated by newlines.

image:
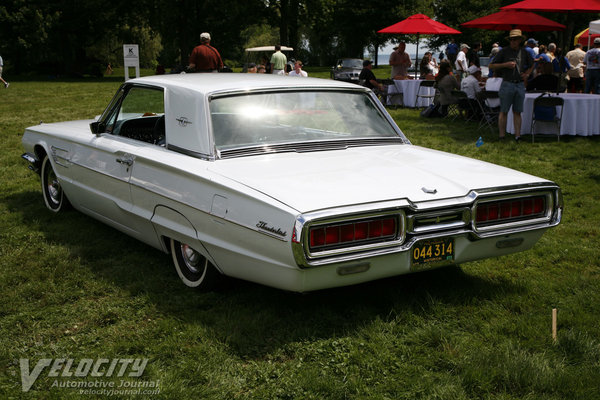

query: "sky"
xmin=372 ymin=40 xmax=439 ymax=64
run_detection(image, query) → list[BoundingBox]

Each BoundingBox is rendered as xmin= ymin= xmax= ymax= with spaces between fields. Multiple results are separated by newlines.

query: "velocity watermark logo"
xmin=19 ymin=358 xmax=159 ymax=396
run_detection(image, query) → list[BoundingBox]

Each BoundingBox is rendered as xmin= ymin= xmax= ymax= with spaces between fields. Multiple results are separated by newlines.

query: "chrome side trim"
xmin=50 ymin=145 xmax=70 ymax=168
xmin=166 ymin=143 xmax=215 ymax=161
xmin=218 ymin=138 xmax=406 ymax=159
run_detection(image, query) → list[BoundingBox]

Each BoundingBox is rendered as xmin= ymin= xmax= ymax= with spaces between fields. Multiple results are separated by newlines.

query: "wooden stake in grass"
xmin=552 ymin=308 xmax=558 ymax=343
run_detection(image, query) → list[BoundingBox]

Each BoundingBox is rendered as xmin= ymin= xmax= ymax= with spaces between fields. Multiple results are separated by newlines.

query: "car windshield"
xmin=341 ymin=59 xmax=363 ymax=69
xmin=210 ymin=90 xmax=400 ymax=151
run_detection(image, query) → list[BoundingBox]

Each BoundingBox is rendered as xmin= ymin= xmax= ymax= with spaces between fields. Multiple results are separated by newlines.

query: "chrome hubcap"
xmin=46 ymin=168 xmax=61 ymax=205
xmin=180 ymin=244 xmax=202 ymax=274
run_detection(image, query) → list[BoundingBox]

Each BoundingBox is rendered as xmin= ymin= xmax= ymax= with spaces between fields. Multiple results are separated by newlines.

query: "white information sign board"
xmin=123 ymin=44 xmax=140 ymax=81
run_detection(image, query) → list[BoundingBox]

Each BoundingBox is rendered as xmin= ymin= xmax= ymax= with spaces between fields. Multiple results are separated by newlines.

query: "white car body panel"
xmin=21 ymin=74 xmax=562 ymax=292
xmin=207 ymin=145 xmax=548 ymax=213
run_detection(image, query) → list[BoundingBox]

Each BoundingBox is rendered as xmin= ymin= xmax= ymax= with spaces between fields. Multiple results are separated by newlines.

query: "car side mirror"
xmin=89 ymin=121 xmax=104 ymax=135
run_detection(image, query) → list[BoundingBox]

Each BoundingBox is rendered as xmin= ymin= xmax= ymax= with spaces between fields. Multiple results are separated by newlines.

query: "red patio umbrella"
xmin=501 ymin=0 xmax=600 ymax=48
xmin=501 ymin=0 xmax=600 ymax=12
xmin=461 ymin=9 xmax=566 ymax=32
xmin=575 ymin=27 xmax=600 ymax=46
xmin=378 ymin=14 xmax=461 ymax=78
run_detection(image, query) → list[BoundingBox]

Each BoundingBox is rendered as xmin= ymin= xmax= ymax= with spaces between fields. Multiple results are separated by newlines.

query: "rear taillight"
xmin=476 ymin=195 xmax=546 ymax=226
xmin=309 ymin=217 xmax=397 ymax=251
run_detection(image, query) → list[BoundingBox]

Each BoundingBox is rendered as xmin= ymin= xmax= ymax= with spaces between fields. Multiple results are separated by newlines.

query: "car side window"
xmin=105 ymin=86 xmax=166 ymax=146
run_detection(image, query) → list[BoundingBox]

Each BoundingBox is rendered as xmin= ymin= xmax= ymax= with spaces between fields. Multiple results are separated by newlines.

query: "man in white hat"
xmin=461 ymin=65 xmax=482 ymax=99
xmin=489 ymin=29 xmax=534 ymax=141
xmin=584 ymin=37 xmax=600 ymax=94
xmin=455 ymin=43 xmax=470 ymax=80
xmin=460 ymin=65 xmax=483 ymax=119
xmin=188 ymin=32 xmax=223 ymax=73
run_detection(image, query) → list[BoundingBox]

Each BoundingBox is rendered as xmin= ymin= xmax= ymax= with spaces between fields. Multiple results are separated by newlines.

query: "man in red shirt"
xmin=188 ymin=32 xmax=223 ymax=73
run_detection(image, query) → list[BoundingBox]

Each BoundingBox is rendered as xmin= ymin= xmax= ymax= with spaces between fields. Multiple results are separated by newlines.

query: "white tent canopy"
xmin=587 ymin=19 xmax=600 ymax=48
xmin=245 ymin=46 xmax=294 ymax=52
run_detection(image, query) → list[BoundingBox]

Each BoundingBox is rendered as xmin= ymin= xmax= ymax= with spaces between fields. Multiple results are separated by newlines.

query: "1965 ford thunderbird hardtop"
xmin=21 ymin=74 xmax=562 ymax=292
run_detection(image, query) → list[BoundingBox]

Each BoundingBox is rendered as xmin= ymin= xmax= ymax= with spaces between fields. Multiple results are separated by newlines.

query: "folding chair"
xmin=476 ymin=90 xmax=500 ymax=133
xmin=414 ymin=80 xmax=436 ymax=108
xmin=530 ymin=93 xmax=563 ymax=143
xmin=452 ymin=90 xmax=478 ymax=122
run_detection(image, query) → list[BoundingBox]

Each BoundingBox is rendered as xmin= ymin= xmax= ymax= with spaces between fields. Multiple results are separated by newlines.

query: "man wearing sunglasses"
xmin=490 ymin=29 xmax=534 ymax=142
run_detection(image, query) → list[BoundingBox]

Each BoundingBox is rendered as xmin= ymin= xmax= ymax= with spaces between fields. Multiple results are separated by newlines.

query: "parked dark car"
xmin=331 ymin=58 xmax=363 ymax=82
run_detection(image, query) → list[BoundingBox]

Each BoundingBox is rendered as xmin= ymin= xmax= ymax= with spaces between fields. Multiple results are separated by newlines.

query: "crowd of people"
xmin=186 ymin=35 xmax=309 ymax=77
xmin=395 ymin=30 xmax=600 ymax=141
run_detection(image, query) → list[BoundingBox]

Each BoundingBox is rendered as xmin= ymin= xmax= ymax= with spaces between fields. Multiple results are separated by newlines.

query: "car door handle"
xmin=116 ymin=157 xmax=133 ymax=166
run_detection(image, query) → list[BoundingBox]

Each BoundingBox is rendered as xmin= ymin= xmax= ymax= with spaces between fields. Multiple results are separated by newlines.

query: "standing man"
xmin=566 ymin=44 xmax=586 ymax=93
xmin=389 ymin=42 xmax=411 ymax=79
xmin=0 ymin=54 xmax=9 ymax=88
xmin=446 ymin=39 xmax=459 ymax=66
xmin=584 ymin=38 xmax=600 ymax=94
xmin=467 ymin=42 xmax=481 ymax=67
xmin=188 ymin=32 xmax=223 ymax=73
xmin=455 ymin=44 xmax=470 ymax=81
xmin=270 ymin=45 xmax=287 ymax=75
xmin=546 ymin=43 xmax=557 ymax=62
xmin=489 ymin=29 xmax=534 ymax=141
xmin=525 ymin=38 xmax=538 ymax=60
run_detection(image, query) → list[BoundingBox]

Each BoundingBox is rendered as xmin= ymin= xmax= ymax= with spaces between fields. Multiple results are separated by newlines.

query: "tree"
xmin=432 ymin=0 xmax=508 ymax=53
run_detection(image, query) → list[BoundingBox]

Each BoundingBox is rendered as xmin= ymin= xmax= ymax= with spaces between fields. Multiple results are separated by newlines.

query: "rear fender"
xmin=151 ymin=205 xmax=221 ymax=272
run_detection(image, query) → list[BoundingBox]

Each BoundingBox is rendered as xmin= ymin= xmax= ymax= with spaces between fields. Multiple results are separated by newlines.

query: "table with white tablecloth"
xmin=387 ymin=79 xmax=435 ymax=108
xmin=507 ymin=93 xmax=600 ymax=136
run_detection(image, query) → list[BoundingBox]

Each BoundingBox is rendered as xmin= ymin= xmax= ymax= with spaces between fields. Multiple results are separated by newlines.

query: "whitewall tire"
xmin=41 ymin=155 xmax=70 ymax=212
xmin=170 ymin=238 xmax=221 ymax=289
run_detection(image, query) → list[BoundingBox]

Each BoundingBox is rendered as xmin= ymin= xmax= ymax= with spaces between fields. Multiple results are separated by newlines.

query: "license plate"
xmin=411 ymin=238 xmax=454 ymax=268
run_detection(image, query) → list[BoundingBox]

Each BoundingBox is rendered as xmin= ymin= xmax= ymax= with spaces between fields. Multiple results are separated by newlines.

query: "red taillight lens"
xmin=382 ymin=219 xmax=395 ymax=236
xmin=534 ymin=197 xmax=544 ymax=213
xmin=309 ymin=217 xmax=397 ymax=251
xmin=369 ymin=221 xmax=382 ymax=237
xmin=310 ymin=228 xmax=326 ymax=247
xmin=355 ymin=222 xmax=368 ymax=240
xmin=325 ymin=226 xmax=340 ymax=244
xmin=476 ymin=196 xmax=547 ymax=226
xmin=340 ymin=224 xmax=354 ymax=242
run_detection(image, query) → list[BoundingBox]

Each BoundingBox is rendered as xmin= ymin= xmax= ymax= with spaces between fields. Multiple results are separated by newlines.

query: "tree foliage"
xmin=0 ymin=0 xmax=593 ymax=74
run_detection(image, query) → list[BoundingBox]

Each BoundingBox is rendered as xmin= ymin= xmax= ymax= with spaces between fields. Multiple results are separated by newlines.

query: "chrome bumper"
xmin=21 ymin=152 xmax=41 ymax=174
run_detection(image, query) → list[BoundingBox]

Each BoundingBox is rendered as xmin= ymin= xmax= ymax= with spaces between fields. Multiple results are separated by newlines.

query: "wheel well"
xmin=161 ymin=235 xmax=171 ymax=254
xmin=34 ymin=145 xmax=48 ymax=161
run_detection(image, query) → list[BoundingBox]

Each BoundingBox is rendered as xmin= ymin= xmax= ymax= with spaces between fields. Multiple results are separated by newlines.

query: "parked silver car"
xmin=331 ymin=58 xmax=363 ymax=82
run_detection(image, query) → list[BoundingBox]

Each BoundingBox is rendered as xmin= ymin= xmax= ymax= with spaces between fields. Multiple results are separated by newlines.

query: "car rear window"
xmin=210 ymin=91 xmax=399 ymax=150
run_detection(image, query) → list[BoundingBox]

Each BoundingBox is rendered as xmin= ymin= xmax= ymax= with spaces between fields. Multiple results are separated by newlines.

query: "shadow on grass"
xmin=6 ymin=190 xmax=526 ymax=359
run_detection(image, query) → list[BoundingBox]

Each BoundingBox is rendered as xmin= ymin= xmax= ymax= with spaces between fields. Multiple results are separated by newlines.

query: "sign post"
xmin=123 ymin=44 xmax=140 ymax=81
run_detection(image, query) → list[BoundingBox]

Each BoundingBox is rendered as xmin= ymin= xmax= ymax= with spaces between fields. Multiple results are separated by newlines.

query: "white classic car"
xmin=21 ymin=74 xmax=562 ymax=292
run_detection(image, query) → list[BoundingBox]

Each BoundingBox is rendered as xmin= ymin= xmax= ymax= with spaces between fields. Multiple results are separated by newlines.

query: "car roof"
xmin=128 ymin=74 xmax=365 ymax=97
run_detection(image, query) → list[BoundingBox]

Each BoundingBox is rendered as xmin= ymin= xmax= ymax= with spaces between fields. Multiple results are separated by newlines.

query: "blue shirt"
xmin=524 ymin=46 xmax=536 ymax=60
xmin=446 ymin=43 xmax=458 ymax=55
xmin=552 ymin=56 xmax=571 ymax=73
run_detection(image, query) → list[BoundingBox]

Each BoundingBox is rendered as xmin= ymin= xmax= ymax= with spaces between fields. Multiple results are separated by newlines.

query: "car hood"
xmin=208 ymin=145 xmax=549 ymax=213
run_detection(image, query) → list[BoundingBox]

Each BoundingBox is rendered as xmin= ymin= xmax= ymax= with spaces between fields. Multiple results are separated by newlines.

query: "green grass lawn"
xmin=1 ymin=76 xmax=599 ymax=399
